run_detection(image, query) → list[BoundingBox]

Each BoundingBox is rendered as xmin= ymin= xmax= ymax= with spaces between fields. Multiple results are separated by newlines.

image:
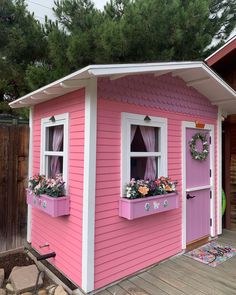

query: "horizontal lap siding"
xmin=32 ymin=89 xmax=85 ymax=286
xmin=95 ymin=75 xmax=218 ymax=289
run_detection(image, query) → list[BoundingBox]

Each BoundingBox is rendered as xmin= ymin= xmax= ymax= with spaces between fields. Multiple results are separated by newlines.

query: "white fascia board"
xmin=201 ymin=63 xmax=236 ymax=98
xmin=9 ymin=73 xmax=91 ymax=108
xmin=88 ymin=62 xmax=203 ymax=77
xmin=9 ymin=62 xmax=202 ymax=108
xmin=9 ymin=61 xmax=236 ymax=109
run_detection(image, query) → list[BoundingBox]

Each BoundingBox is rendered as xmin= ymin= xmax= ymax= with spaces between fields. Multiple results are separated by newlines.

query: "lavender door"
xmin=186 ymin=128 xmax=211 ymax=244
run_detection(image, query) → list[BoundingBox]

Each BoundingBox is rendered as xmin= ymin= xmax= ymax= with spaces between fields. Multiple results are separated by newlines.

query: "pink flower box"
xmin=26 ymin=190 xmax=70 ymax=217
xmin=119 ymin=192 xmax=179 ymax=220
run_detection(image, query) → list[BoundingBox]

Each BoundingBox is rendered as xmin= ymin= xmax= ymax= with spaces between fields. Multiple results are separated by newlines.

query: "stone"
xmin=54 ymin=286 xmax=68 ymax=295
xmin=21 ymin=292 xmax=32 ymax=295
xmin=37 ymin=289 xmax=47 ymax=295
xmin=9 ymin=265 xmax=43 ymax=294
xmin=46 ymin=285 xmax=56 ymax=295
xmin=0 ymin=269 xmax=4 ymax=288
xmin=0 ymin=289 xmax=6 ymax=295
xmin=5 ymin=283 xmax=14 ymax=294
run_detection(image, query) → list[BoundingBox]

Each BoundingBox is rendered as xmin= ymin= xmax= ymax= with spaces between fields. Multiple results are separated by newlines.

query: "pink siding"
xmin=95 ymin=75 xmax=218 ymax=289
xmin=32 ymin=89 xmax=85 ymax=286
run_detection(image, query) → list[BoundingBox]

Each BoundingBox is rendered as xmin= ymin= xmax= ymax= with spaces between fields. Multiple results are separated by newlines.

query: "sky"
xmin=26 ymin=0 xmax=108 ymax=22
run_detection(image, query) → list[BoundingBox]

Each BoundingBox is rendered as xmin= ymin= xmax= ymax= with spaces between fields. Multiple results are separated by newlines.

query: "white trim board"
xmin=182 ymin=122 xmax=215 ymax=249
xmin=121 ymin=112 xmax=168 ymax=196
xmin=217 ymin=109 xmax=222 ymax=235
xmin=82 ymin=78 xmax=97 ymax=293
xmin=40 ymin=112 xmax=69 ymax=188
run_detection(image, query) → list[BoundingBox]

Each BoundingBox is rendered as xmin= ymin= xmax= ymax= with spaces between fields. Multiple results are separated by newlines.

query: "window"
xmin=41 ymin=113 xmax=69 ymax=183
xmin=122 ymin=113 xmax=167 ymax=190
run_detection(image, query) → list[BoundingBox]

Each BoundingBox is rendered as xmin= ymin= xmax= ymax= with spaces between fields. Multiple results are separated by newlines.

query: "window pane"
xmin=131 ymin=157 xmax=159 ymax=180
xmin=131 ymin=125 xmax=159 ymax=152
xmin=46 ymin=125 xmax=64 ymax=151
xmin=46 ymin=156 xmax=63 ymax=178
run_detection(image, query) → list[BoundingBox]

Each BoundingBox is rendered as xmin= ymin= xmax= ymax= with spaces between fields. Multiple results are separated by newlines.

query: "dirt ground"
xmin=0 ymin=252 xmax=34 ymax=278
xmin=0 ymin=251 xmax=54 ymax=288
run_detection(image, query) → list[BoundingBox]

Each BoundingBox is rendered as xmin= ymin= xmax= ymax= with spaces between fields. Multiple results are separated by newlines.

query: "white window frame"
xmin=40 ymin=113 xmax=69 ymax=188
xmin=121 ymin=112 xmax=168 ymax=196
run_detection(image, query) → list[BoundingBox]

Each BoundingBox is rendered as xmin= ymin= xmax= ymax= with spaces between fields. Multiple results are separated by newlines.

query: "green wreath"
xmin=189 ymin=132 xmax=209 ymax=161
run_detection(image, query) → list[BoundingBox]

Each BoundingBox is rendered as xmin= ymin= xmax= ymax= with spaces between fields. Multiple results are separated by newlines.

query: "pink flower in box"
xmin=120 ymin=177 xmax=179 ymax=220
xmin=27 ymin=174 xmax=69 ymax=217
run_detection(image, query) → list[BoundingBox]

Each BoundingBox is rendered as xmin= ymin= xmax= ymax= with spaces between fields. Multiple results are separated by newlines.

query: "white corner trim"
xmin=82 ymin=78 xmax=97 ymax=293
xmin=182 ymin=122 xmax=215 ymax=249
xmin=217 ymin=109 xmax=222 ymax=235
xmin=27 ymin=106 xmax=34 ymax=243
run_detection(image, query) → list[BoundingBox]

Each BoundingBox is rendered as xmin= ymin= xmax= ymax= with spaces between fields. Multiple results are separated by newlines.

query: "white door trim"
xmin=217 ymin=109 xmax=222 ymax=235
xmin=182 ymin=122 xmax=215 ymax=249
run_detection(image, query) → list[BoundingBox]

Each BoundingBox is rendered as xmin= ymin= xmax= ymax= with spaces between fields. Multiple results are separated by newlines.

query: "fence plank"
xmin=0 ymin=125 xmax=29 ymax=252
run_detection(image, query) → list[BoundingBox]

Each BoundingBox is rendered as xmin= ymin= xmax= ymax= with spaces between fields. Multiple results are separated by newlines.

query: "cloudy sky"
xmin=26 ymin=0 xmax=108 ymax=21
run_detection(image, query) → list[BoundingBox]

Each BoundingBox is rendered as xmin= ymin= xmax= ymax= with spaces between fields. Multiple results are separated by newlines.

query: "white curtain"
xmin=50 ymin=126 xmax=63 ymax=177
xmin=140 ymin=126 xmax=156 ymax=180
xmin=131 ymin=125 xmax=137 ymax=143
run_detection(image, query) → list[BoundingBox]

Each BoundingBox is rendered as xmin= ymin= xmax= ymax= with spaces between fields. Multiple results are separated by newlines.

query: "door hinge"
xmin=210 ymin=218 xmax=212 ymax=227
xmin=210 ymin=169 xmax=212 ymax=177
xmin=210 ymin=191 xmax=212 ymax=199
xmin=209 ymin=136 xmax=211 ymax=144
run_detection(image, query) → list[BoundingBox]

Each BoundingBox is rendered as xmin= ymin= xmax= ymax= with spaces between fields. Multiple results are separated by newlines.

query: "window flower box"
xmin=119 ymin=192 xmax=179 ymax=220
xmin=26 ymin=189 xmax=70 ymax=217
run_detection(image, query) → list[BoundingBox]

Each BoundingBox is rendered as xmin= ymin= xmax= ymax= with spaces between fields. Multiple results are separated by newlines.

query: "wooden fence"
xmin=0 ymin=124 xmax=29 ymax=252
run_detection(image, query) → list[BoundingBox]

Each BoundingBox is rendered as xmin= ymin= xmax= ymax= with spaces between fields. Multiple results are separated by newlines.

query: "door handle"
xmin=187 ymin=194 xmax=196 ymax=200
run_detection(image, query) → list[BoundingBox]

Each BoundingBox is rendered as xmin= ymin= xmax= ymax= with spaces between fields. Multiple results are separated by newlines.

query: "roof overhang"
xmin=206 ymin=35 xmax=236 ymax=66
xmin=10 ymin=61 xmax=236 ymax=115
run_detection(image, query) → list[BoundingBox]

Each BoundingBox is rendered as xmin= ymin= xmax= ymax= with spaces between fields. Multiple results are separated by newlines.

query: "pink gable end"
xmin=32 ymin=89 xmax=85 ymax=286
xmin=95 ymin=74 xmax=218 ymax=289
xmin=98 ymin=74 xmax=217 ymax=119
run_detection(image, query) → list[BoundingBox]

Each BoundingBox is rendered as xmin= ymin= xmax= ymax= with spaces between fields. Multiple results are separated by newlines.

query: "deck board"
xmin=96 ymin=230 xmax=236 ymax=295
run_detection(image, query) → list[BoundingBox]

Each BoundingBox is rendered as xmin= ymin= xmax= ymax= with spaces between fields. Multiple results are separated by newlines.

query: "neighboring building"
xmin=206 ymin=36 xmax=236 ymax=230
xmin=10 ymin=62 xmax=236 ymax=293
xmin=206 ymin=36 xmax=236 ymax=90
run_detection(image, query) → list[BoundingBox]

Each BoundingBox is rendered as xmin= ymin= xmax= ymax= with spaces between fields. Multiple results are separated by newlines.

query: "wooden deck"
xmin=95 ymin=230 xmax=236 ymax=295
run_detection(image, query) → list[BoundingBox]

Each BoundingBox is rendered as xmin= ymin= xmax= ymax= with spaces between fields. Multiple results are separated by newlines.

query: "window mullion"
xmin=44 ymin=151 xmax=64 ymax=156
xmin=130 ymin=152 xmax=161 ymax=157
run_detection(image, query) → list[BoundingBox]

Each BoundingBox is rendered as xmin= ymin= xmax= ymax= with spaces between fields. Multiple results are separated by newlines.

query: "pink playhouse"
xmin=10 ymin=62 xmax=236 ymax=293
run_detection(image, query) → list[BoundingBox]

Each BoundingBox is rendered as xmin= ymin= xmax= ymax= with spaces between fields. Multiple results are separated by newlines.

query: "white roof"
xmin=10 ymin=61 xmax=236 ymax=115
